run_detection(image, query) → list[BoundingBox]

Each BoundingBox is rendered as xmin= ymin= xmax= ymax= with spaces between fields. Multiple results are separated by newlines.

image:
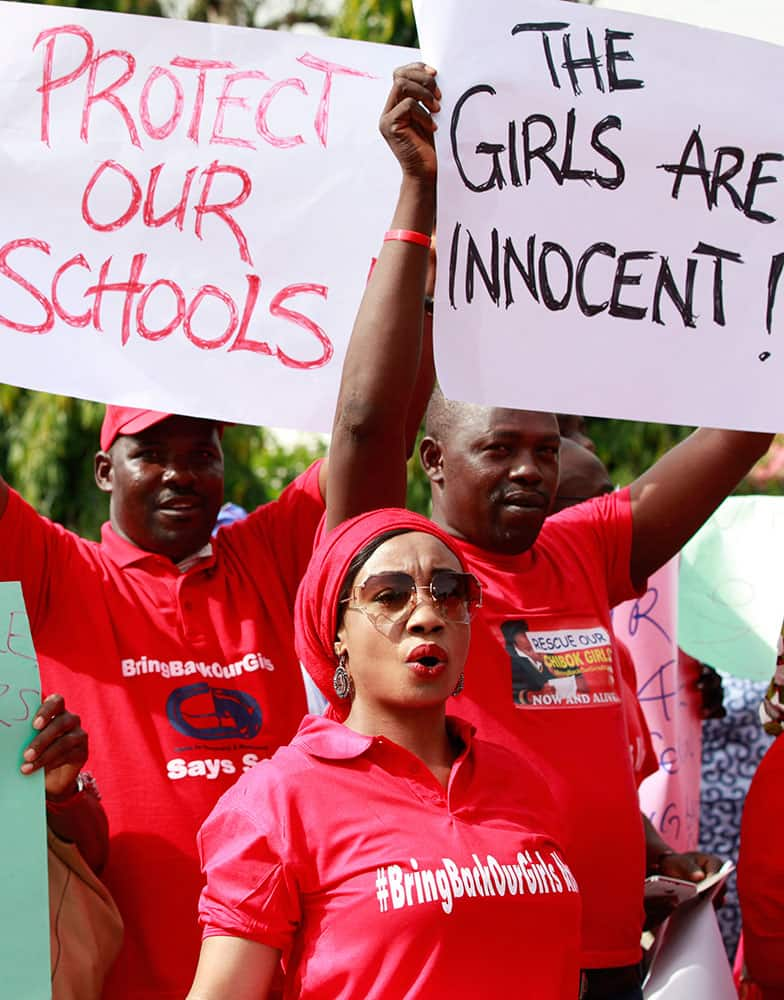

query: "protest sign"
xmin=643 ymin=892 xmax=736 ymax=999
xmin=0 ymin=2 xmax=414 ymax=432
xmin=615 ymin=560 xmax=702 ymax=852
xmin=414 ymin=0 xmax=783 ymax=431
xmin=679 ymin=495 xmax=784 ymax=680
xmin=594 ymin=0 xmax=784 ymax=47
xmin=0 ymin=582 xmax=50 ymax=1000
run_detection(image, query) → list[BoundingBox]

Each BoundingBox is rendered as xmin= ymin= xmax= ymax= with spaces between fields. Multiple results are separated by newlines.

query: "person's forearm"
xmin=47 ymin=790 xmax=109 ymax=874
xmin=328 ymin=177 xmax=435 ymax=527
xmin=327 ymin=63 xmax=440 ymax=529
xmin=629 ymin=428 xmax=773 ymax=587
xmin=338 ymin=175 xmax=435 ymax=432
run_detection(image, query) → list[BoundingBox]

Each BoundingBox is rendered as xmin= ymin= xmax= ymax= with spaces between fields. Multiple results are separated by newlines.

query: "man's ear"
xmin=94 ymin=451 xmax=113 ymax=494
xmin=420 ymin=435 xmax=445 ymax=487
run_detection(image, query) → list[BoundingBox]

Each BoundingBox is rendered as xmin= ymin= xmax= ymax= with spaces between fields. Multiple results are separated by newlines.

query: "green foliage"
xmin=25 ymin=0 xmax=164 ymax=16
xmin=25 ymin=0 xmax=331 ymax=33
xmin=258 ymin=0 xmax=332 ymax=30
xmin=0 ymin=388 xmax=326 ymax=540
xmin=221 ymin=424 xmax=327 ymax=512
xmin=585 ymin=416 xmax=782 ymax=496
xmin=585 ymin=417 xmax=692 ymax=487
xmin=332 ymin=0 xmax=417 ymax=46
xmin=186 ymin=0 xmax=331 ymax=29
xmin=0 ymin=388 xmax=107 ymax=538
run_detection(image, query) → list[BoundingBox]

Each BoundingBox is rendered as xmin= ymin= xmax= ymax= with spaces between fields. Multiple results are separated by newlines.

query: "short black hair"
xmin=423 ymin=385 xmax=478 ymax=441
xmin=501 ymin=619 xmax=529 ymax=642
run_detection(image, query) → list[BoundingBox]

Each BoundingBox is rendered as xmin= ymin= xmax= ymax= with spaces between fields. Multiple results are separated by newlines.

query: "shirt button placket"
xmin=178 ymin=575 xmax=207 ymax=645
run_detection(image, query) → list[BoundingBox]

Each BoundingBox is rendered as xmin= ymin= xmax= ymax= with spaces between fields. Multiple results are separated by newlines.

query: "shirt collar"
xmin=452 ymin=533 xmax=534 ymax=572
xmin=292 ymin=713 xmax=476 ymax=761
xmin=99 ymin=521 xmax=215 ymax=572
xmin=176 ymin=543 xmax=214 ymax=573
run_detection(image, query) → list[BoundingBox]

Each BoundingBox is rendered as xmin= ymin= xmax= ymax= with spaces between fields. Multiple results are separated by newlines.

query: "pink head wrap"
xmin=295 ymin=509 xmax=468 ymax=717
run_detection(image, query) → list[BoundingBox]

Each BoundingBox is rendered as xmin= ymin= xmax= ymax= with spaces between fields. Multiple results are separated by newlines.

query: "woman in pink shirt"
xmin=188 ymin=509 xmax=581 ymax=999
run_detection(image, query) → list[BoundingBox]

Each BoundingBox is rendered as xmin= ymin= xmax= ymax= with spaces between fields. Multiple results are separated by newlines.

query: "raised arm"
xmin=628 ymin=428 xmax=773 ymax=589
xmin=326 ymin=64 xmax=440 ymax=531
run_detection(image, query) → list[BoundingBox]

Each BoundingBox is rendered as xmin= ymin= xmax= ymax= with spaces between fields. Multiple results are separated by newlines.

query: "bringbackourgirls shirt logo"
xmin=373 ymin=848 xmax=578 ymax=915
xmin=166 ymin=681 xmax=263 ymax=740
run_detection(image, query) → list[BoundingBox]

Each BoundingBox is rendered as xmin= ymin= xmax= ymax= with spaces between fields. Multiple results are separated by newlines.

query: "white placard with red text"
xmin=614 ymin=560 xmax=702 ymax=853
xmin=414 ymin=0 xmax=784 ymax=431
xmin=0 ymin=2 xmax=413 ymax=431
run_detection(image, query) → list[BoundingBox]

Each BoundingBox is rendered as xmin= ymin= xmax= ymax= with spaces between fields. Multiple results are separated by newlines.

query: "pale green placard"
xmin=678 ymin=497 xmax=784 ymax=680
xmin=0 ymin=582 xmax=51 ymax=999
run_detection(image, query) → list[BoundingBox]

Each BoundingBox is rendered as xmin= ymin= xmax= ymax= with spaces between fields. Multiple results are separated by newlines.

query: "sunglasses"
xmin=342 ymin=570 xmax=482 ymax=631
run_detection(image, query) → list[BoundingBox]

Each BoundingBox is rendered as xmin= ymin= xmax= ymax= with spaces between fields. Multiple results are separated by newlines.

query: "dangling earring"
xmin=333 ymin=652 xmax=353 ymax=700
xmin=451 ymin=672 xmax=464 ymax=697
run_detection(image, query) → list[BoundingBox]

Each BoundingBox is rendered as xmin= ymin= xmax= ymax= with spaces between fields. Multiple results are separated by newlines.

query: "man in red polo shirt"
xmin=324 ymin=65 xmax=774 ymax=1000
xmin=0 ymin=406 xmax=327 ymax=999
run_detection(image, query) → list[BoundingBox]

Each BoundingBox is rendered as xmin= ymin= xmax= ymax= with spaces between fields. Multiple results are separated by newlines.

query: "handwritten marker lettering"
xmin=34 ymin=28 xmax=377 ymax=151
xmin=427 ymin=0 xmax=784 ymax=386
xmin=0 ymin=20 xmax=385 ymax=376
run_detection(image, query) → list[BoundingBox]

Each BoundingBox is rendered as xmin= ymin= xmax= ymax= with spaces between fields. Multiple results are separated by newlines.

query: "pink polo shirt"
xmin=198 ymin=714 xmax=581 ymax=999
xmin=0 ymin=462 xmax=324 ymax=1000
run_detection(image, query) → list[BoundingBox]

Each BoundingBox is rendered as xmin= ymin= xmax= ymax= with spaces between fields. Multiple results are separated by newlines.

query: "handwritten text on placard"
xmin=415 ymin=0 xmax=783 ymax=430
xmin=0 ymin=3 xmax=413 ymax=431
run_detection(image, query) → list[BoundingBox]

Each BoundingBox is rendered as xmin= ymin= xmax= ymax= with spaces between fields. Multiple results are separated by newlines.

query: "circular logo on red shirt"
xmin=166 ymin=682 xmax=263 ymax=740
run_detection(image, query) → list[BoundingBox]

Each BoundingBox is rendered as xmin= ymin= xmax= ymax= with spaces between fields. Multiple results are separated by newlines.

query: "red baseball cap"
xmin=100 ymin=407 xmax=173 ymax=451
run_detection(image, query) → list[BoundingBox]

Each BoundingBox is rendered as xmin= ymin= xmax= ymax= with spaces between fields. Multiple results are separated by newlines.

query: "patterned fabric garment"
xmin=759 ymin=623 xmax=784 ymax=735
xmin=699 ymin=675 xmax=771 ymax=957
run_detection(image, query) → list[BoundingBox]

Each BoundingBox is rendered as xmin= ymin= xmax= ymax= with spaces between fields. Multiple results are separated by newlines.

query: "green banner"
xmin=679 ymin=497 xmax=784 ymax=680
xmin=0 ymin=582 xmax=50 ymax=999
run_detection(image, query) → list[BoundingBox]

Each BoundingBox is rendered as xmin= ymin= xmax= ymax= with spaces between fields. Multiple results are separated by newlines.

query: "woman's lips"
xmin=406 ymin=643 xmax=448 ymax=664
xmin=406 ymin=644 xmax=449 ymax=676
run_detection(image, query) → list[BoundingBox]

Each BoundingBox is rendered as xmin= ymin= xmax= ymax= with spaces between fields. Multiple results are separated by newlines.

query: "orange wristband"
xmin=383 ymin=229 xmax=431 ymax=248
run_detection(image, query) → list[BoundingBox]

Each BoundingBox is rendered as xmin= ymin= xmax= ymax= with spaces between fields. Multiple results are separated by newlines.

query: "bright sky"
xmin=593 ymin=0 xmax=784 ymax=46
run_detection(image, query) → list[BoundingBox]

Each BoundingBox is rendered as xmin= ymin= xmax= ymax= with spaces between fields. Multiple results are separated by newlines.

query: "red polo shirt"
xmin=0 ymin=462 xmax=324 ymax=1000
xmin=198 ymin=714 xmax=581 ymax=999
xmin=738 ymin=733 xmax=784 ymax=992
xmin=450 ymin=488 xmax=649 ymax=970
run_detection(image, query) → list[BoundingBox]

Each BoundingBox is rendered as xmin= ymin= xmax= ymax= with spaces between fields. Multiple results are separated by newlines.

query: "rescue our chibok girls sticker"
xmin=500 ymin=618 xmax=619 ymax=709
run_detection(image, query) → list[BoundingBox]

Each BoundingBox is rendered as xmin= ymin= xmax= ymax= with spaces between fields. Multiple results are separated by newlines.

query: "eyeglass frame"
xmin=339 ymin=569 xmax=483 ymax=633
